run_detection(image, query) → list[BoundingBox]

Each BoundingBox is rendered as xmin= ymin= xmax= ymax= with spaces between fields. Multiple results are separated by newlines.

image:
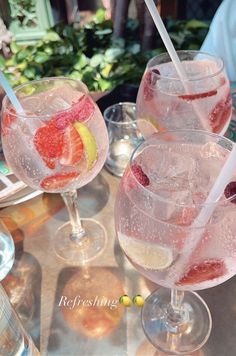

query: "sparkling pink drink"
xmin=1 ymin=79 xmax=109 ymax=193
xmin=136 ymin=51 xmax=232 ymax=137
xmin=115 ymin=131 xmax=236 ymax=291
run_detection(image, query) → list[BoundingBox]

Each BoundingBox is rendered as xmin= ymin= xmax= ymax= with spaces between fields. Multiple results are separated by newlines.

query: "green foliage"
xmin=2 ymin=9 xmax=209 ymax=91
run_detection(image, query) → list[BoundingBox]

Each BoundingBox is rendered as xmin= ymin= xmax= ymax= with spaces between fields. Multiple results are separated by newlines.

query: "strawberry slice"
xmin=208 ymin=92 xmax=232 ymax=133
xmin=177 ymin=259 xmax=226 ymax=286
xmin=34 ymin=123 xmax=64 ymax=159
xmin=179 ymin=89 xmax=217 ymax=101
xmin=40 ymin=171 xmax=79 ymax=190
xmin=132 ymin=162 xmax=150 ymax=186
xmin=143 ymin=69 xmax=160 ymax=101
xmin=124 ymin=162 xmax=150 ymax=191
xmin=224 ymin=181 xmax=236 ymax=204
xmin=60 ymin=125 xmax=84 ymax=166
xmin=51 ymin=95 xmax=95 ymax=130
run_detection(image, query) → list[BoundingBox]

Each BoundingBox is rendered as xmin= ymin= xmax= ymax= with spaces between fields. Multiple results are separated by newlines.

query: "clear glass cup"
xmin=1 ymin=77 xmax=109 ymax=264
xmin=0 ymin=284 xmax=39 ymax=356
xmin=115 ymin=129 xmax=236 ymax=354
xmin=0 ymin=220 xmax=14 ymax=280
xmin=136 ymin=50 xmax=232 ymax=137
xmin=104 ymin=102 xmax=143 ymax=177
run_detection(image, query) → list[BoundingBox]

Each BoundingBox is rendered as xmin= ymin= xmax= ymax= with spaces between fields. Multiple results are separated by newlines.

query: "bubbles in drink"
xmin=115 ymin=136 xmax=236 ymax=291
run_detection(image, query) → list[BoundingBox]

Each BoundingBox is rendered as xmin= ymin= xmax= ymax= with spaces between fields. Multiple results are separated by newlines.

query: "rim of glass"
xmin=129 ymin=129 xmax=236 ymax=208
xmin=2 ymin=76 xmax=88 ymax=119
xmin=146 ymin=50 xmax=224 ymax=82
xmin=103 ymin=102 xmax=136 ymax=125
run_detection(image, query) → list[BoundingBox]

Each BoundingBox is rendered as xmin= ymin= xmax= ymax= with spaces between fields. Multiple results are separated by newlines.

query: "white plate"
xmin=0 ymin=157 xmax=42 ymax=208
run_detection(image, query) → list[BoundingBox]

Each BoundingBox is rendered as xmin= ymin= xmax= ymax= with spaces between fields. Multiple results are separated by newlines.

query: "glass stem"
xmin=171 ymin=289 xmax=184 ymax=312
xmin=167 ymin=289 xmax=185 ymax=325
xmin=61 ymin=190 xmax=85 ymax=241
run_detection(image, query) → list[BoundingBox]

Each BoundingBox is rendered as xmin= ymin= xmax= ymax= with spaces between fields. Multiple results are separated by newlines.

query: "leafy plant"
xmin=0 ymin=9 xmax=209 ymax=91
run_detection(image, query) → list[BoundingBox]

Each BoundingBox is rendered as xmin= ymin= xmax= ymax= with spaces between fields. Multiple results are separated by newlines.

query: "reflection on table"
xmin=1 ymin=168 xmax=236 ymax=356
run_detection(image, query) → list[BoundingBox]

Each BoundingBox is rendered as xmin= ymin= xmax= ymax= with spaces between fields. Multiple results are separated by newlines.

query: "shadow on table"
xmin=199 ymin=275 xmax=236 ymax=356
xmin=78 ymin=172 xmax=110 ymax=218
xmin=46 ymin=266 xmax=127 ymax=356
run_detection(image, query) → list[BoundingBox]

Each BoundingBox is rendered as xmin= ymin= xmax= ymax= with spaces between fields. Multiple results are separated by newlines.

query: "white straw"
xmin=144 ymin=0 xmax=187 ymax=79
xmin=0 ymin=71 xmax=24 ymax=113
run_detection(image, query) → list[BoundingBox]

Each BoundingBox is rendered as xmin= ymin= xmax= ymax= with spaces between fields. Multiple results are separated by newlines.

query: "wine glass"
xmin=136 ymin=50 xmax=232 ymax=138
xmin=115 ymin=129 xmax=236 ymax=354
xmin=1 ymin=77 xmax=109 ymax=264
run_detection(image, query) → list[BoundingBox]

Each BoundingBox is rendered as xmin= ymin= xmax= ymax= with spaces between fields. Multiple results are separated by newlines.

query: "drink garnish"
xmin=34 ymin=122 xmax=64 ymax=168
xmin=73 ymin=122 xmax=97 ymax=169
xmin=143 ymin=69 xmax=160 ymax=101
xmin=208 ymin=91 xmax=232 ymax=133
xmin=177 ymin=258 xmax=226 ymax=285
xmin=51 ymin=95 xmax=95 ymax=129
xmin=119 ymin=233 xmax=173 ymax=270
xmin=132 ymin=162 xmax=150 ymax=186
xmin=60 ymin=125 xmax=84 ymax=166
xmin=179 ymin=89 xmax=217 ymax=101
xmin=224 ymin=181 xmax=236 ymax=203
xmin=40 ymin=171 xmax=79 ymax=190
xmin=137 ymin=116 xmax=159 ymax=138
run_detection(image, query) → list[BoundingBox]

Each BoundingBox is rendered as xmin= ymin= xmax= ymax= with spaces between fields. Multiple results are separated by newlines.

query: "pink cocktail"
xmin=115 ymin=130 xmax=236 ymax=354
xmin=2 ymin=77 xmax=109 ymax=264
xmin=136 ymin=51 xmax=232 ymax=137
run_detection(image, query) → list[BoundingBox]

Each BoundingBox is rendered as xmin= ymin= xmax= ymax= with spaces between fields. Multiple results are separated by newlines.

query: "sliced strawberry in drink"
xmin=132 ymin=162 xmax=150 ymax=186
xmin=179 ymin=89 xmax=217 ymax=101
xmin=34 ymin=123 xmax=64 ymax=159
xmin=40 ymin=171 xmax=79 ymax=190
xmin=72 ymin=95 xmax=95 ymax=122
xmin=60 ymin=124 xmax=84 ymax=166
xmin=224 ymin=181 xmax=236 ymax=204
xmin=143 ymin=69 xmax=160 ymax=101
xmin=124 ymin=162 xmax=150 ymax=191
xmin=51 ymin=95 xmax=95 ymax=129
xmin=177 ymin=258 xmax=226 ymax=286
xmin=208 ymin=92 xmax=232 ymax=133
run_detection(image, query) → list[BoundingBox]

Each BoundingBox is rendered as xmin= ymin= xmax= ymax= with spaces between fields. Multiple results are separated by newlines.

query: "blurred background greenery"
xmin=0 ymin=8 xmax=209 ymax=92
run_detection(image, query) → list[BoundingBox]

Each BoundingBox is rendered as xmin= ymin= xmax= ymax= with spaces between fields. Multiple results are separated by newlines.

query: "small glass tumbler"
xmin=104 ymin=102 xmax=143 ymax=177
xmin=0 ymin=285 xmax=39 ymax=355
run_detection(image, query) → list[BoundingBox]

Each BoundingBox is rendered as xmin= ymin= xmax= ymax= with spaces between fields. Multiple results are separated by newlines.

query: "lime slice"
xmin=74 ymin=122 xmax=97 ymax=169
xmin=137 ymin=117 xmax=158 ymax=138
xmin=118 ymin=233 xmax=173 ymax=270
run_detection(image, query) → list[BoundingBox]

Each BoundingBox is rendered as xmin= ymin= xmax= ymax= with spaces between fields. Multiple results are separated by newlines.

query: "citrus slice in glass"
xmin=118 ymin=233 xmax=173 ymax=270
xmin=137 ymin=117 xmax=158 ymax=138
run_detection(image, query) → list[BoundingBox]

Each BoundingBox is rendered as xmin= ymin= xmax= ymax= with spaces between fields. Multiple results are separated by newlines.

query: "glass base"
xmin=141 ymin=288 xmax=212 ymax=355
xmin=53 ymin=219 xmax=107 ymax=264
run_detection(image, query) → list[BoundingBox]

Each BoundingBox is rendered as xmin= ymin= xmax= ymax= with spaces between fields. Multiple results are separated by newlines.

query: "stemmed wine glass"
xmin=136 ymin=50 xmax=232 ymax=138
xmin=115 ymin=129 xmax=236 ymax=354
xmin=1 ymin=77 xmax=109 ymax=264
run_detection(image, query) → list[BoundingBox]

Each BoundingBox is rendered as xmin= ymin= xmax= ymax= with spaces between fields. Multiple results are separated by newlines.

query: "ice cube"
xmin=138 ymin=144 xmax=196 ymax=193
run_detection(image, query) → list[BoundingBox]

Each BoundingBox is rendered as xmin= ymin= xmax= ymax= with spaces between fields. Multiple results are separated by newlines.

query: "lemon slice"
xmin=118 ymin=233 xmax=173 ymax=270
xmin=137 ymin=117 xmax=158 ymax=138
